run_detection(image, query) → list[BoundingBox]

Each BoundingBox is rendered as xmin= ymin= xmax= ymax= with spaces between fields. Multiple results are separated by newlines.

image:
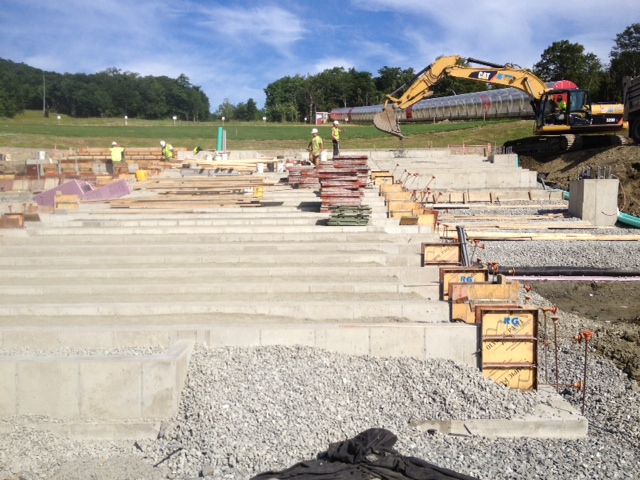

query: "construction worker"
xmin=160 ymin=140 xmax=174 ymax=161
xmin=307 ymin=128 xmax=324 ymax=167
xmin=108 ymin=141 xmax=124 ymax=174
xmin=331 ymin=121 xmax=344 ymax=157
xmin=555 ymin=96 xmax=567 ymax=123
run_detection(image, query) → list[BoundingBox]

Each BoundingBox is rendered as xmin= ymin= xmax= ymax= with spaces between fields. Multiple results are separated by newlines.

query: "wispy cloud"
xmin=1 ymin=0 xmax=638 ymax=108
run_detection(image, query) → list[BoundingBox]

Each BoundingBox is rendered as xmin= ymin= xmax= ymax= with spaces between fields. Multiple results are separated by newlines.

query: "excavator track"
xmin=373 ymin=106 xmax=404 ymax=139
xmin=504 ymin=134 xmax=631 ymax=156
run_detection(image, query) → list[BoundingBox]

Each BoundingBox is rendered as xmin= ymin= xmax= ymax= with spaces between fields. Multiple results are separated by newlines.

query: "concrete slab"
xmin=410 ymin=387 xmax=587 ymax=439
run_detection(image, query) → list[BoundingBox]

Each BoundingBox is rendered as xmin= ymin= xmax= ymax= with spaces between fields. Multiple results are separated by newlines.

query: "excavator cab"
xmin=536 ymin=89 xmax=593 ymax=133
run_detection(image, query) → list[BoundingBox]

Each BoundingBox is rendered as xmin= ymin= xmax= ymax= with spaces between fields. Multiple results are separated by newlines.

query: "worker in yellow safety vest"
xmin=108 ymin=141 xmax=125 ymax=173
xmin=160 ymin=140 xmax=174 ymax=161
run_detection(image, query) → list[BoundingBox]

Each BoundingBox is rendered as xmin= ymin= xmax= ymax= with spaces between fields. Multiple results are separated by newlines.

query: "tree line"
xmin=0 ymin=61 xmax=211 ymax=120
xmin=1 ymin=23 xmax=638 ymax=121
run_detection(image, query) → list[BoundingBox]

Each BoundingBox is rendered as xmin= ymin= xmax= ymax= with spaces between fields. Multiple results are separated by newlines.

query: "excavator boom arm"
xmin=375 ymin=55 xmax=550 ymax=137
xmin=386 ymin=55 xmax=549 ymax=109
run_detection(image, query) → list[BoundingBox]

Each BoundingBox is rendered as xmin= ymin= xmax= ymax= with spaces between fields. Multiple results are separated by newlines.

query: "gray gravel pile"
xmin=2 ymin=336 xmax=639 ymax=480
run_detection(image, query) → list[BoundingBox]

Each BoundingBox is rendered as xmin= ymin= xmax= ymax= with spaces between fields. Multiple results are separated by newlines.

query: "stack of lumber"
xmin=184 ymin=157 xmax=277 ymax=175
xmin=327 ymin=205 xmax=371 ymax=226
xmin=110 ymin=175 xmax=276 ymax=209
xmin=318 ymin=156 xmax=369 ymax=213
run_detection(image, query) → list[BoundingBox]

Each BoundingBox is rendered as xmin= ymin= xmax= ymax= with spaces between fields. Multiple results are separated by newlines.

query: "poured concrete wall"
xmin=0 ymin=340 xmax=193 ymax=421
xmin=568 ymin=179 xmax=619 ymax=226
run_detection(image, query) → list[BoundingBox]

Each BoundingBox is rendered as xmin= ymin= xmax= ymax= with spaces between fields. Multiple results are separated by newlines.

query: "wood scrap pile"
xmin=181 ymin=157 xmax=277 ymax=175
xmin=110 ymin=175 xmax=277 ymax=209
xmin=318 ymin=156 xmax=369 ymax=213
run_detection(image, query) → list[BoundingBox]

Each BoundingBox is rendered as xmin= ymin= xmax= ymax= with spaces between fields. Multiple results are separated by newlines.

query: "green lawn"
xmin=0 ymin=110 xmax=536 ymax=151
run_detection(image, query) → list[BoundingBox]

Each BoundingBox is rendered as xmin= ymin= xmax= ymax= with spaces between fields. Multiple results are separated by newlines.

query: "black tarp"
xmin=250 ymin=428 xmax=479 ymax=480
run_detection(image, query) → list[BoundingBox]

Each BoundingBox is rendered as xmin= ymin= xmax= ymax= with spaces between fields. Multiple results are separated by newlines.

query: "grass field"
xmin=0 ymin=110 xmax=536 ymax=151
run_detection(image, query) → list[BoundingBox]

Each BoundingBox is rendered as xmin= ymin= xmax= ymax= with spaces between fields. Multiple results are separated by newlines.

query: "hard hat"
xmin=311 ymin=128 xmax=318 ymax=134
xmin=333 ymin=121 xmax=339 ymax=125
xmin=160 ymin=140 xmax=166 ymax=147
xmin=111 ymin=141 xmax=117 ymax=146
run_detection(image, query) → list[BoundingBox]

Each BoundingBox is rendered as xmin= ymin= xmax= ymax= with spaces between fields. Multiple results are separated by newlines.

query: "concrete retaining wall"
xmin=0 ymin=322 xmax=479 ymax=423
xmin=0 ymin=340 xmax=193 ymax=421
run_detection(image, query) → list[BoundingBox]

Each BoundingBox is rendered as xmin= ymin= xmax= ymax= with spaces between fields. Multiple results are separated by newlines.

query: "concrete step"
xmin=0 ymin=279 xmax=440 ymax=298
xmin=3 ymin=224 xmax=439 ymax=237
xmin=0 ymin=265 xmax=440 ymax=283
xmin=0 ymin=298 xmax=449 ymax=322
xmin=0 ymin=251 xmax=415 ymax=267
xmin=0 ymin=241 xmax=421 ymax=256
xmin=0 ymin=289 xmax=424 ymax=305
xmin=0 ymin=230 xmax=440 ymax=244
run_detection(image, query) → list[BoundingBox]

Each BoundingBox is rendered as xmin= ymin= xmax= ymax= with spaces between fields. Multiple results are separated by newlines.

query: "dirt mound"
xmin=519 ymin=144 xmax=640 ymax=217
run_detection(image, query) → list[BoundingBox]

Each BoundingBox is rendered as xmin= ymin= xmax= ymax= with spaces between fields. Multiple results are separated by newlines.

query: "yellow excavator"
xmin=374 ymin=55 xmax=625 ymax=154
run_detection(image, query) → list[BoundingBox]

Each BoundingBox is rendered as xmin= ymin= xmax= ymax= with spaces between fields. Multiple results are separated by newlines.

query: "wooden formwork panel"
xmin=483 ymin=366 xmax=537 ymax=390
xmin=0 ymin=213 xmax=25 ymax=229
xmin=398 ymin=211 xmax=438 ymax=228
xmin=422 ymin=243 xmax=463 ymax=267
xmin=438 ymin=266 xmax=488 ymax=300
xmin=384 ymin=192 xmax=414 ymax=201
xmin=379 ymin=183 xmax=404 ymax=194
xmin=478 ymin=305 xmax=538 ymax=390
xmin=372 ymin=171 xmax=393 ymax=185
xmin=387 ymin=200 xmax=418 ymax=211
xmin=389 ymin=209 xmax=414 ymax=219
xmin=449 ymin=281 xmax=521 ymax=323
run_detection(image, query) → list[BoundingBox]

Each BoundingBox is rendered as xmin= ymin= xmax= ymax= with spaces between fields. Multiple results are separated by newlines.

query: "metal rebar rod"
xmin=552 ymin=316 xmax=560 ymax=393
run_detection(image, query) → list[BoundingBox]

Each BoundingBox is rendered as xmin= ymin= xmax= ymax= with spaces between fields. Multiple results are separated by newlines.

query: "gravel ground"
xmin=1 ymin=203 xmax=640 ymax=480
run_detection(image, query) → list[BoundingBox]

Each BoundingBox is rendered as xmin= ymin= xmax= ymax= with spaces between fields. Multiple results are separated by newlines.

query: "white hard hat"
xmin=160 ymin=140 xmax=166 ymax=147
xmin=333 ymin=121 xmax=339 ymax=125
xmin=311 ymin=128 xmax=318 ymax=134
xmin=111 ymin=141 xmax=117 ymax=146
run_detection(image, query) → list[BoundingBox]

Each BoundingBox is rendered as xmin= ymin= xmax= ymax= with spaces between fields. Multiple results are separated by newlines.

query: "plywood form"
xmin=449 ymin=281 xmax=521 ymax=324
xmin=438 ymin=266 xmax=489 ymax=301
xmin=478 ymin=305 xmax=539 ymax=390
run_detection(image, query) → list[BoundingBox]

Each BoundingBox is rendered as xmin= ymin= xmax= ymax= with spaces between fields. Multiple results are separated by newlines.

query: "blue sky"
xmin=1 ymin=0 xmax=638 ymax=112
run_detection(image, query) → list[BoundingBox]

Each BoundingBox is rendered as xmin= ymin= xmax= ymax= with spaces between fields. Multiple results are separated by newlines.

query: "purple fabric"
xmin=33 ymin=180 xmax=93 ymax=206
xmin=82 ymin=179 xmax=132 ymax=201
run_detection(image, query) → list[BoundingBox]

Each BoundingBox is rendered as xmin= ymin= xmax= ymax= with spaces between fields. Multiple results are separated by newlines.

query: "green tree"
xmin=533 ymin=40 xmax=603 ymax=93
xmin=374 ymin=66 xmax=416 ymax=103
xmin=264 ymin=75 xmax=306 ymax=121
xmin=216 ymin=98 xmax=236 ymax=120
xmin=235 ymin=98 xmax=260 ymax=121
xmin=0 ymin=67 xmax=22 ymax=117
xmin=607 ymin=23 xmax=640 ymax=101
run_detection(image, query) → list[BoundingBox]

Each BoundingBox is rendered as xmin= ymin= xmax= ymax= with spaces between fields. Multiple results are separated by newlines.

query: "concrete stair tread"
xmin=0 ymin=291 xmax=426 ymax=304
xmin=0 ymin=299 xmax=449 ymax=322
xmin=0 ymin=266 xmax=440 ymax=283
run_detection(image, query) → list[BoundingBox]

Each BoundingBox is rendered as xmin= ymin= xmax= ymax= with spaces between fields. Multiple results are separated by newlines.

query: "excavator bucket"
xmin=373 ymin=105 xmax=404 ymax=139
